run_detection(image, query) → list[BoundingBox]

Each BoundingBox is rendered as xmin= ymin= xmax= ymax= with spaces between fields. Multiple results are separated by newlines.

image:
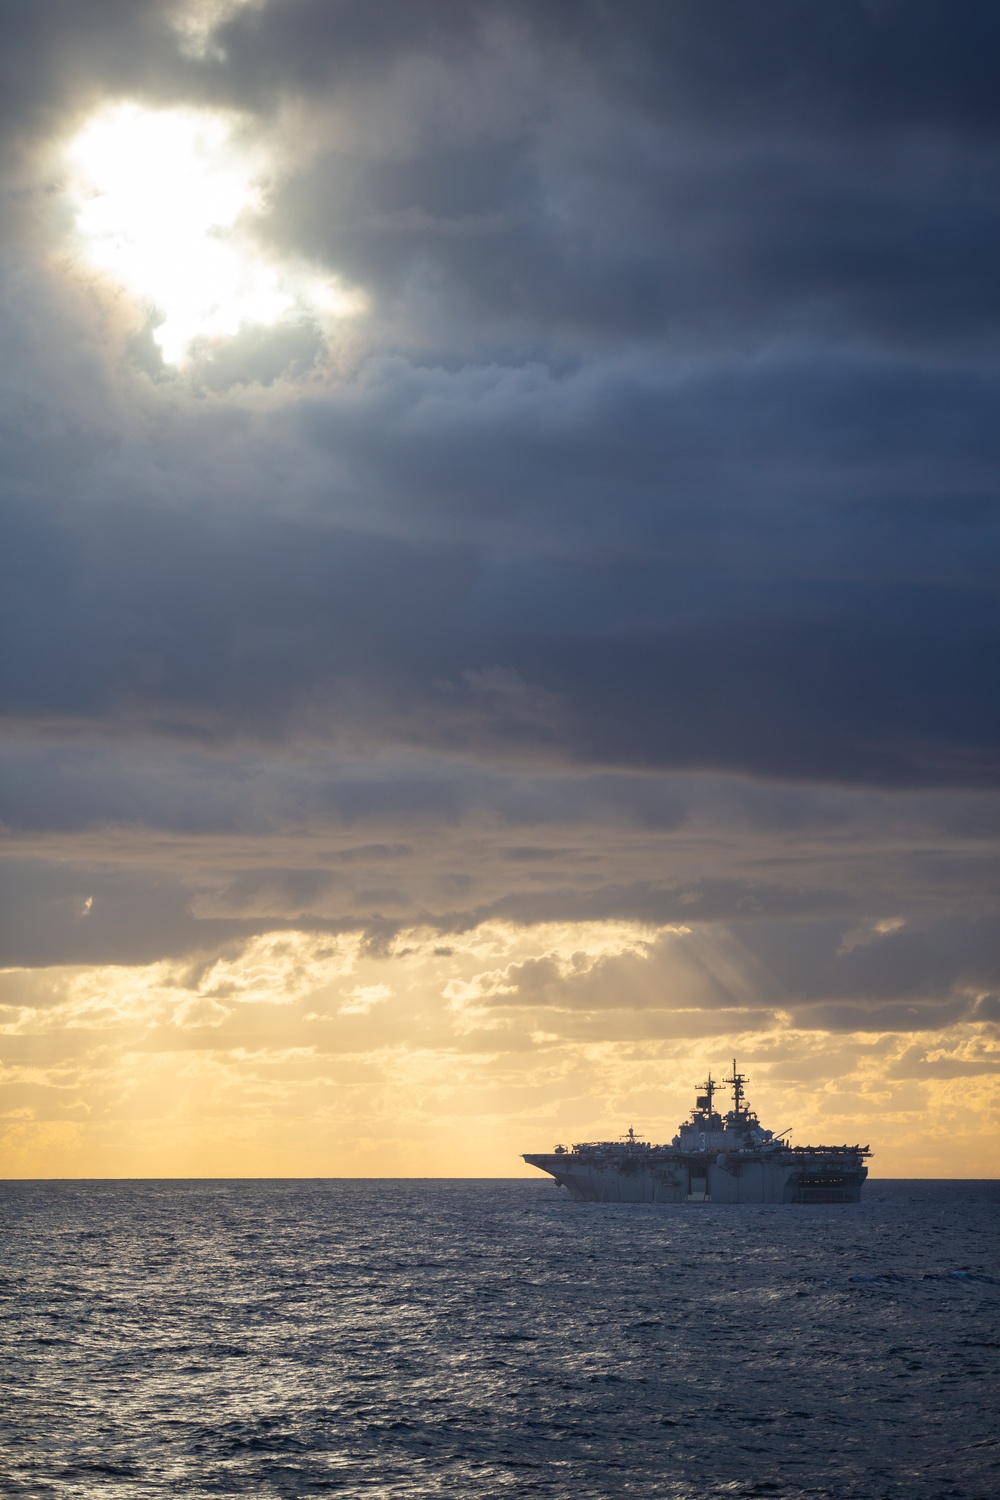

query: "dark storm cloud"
xmin=0 ymin=856 xmax=361 ymax=968
xmin=459 ymin=912 xmax=1000 ymax=1024
xmin=740 ymin=914 xmax=1000 ymax=1004
xmin=791 ymin=998 xmax=975 ymax=1034
xmin=2 ymin=413 xmax=998 ymax=785
xmin=5 ymin=1 xmax=1000 ymax=357
xmin=470 ymin=879 xmax=850 ymax=930
xmin=6 ymin=738 xmax=1000 ymax=845
xmin=271 ymin=92 xmax=1000 ymax=356
xmin=3 ymin=343 xmax=1000 ymax=783
xmin=204 ymin=0 xmax=1000 ymax=119
xmin=3 ymin=750 xmax=998 ymax=977
xmin=208 ymin=0 xmax=1000 ymax=357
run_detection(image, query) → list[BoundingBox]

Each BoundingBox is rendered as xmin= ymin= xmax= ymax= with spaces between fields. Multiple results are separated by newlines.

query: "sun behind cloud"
xmin=65 ymin=101 xmax=362 ymax=366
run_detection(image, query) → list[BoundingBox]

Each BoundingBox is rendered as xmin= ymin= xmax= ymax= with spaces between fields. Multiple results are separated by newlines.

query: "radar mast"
xmin=724 ymin=1058 xmax=749 ymax=1119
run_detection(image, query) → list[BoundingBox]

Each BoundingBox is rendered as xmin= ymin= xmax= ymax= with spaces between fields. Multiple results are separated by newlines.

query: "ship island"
xmin=523 ymin=1061 xmax=870 ymax=1204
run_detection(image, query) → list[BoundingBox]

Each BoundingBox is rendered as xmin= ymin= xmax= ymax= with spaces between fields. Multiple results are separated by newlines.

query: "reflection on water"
xmin=2 ymin=1179 xmax=998 ymax=1498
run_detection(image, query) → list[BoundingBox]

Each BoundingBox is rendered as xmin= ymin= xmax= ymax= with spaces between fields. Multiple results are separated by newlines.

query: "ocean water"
xmin=1 ymin=1180 xmax=998 ymax=1500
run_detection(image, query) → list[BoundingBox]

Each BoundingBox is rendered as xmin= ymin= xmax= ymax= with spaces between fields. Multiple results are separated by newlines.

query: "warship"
xmin=523 ymin=1061 xmax=870 ymax=1203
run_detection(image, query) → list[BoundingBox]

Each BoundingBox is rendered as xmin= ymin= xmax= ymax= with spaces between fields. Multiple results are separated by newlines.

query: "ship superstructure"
xmin=523 ymin=1061 xmax=870 ymax=1204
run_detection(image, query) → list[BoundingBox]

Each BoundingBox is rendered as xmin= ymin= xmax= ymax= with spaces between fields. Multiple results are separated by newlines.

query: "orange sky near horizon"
xmin=3 ymin=921 xmax=997 ymax=1180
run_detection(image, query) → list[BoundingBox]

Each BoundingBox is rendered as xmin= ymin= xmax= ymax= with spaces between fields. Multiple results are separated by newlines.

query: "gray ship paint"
xmin=524 ymin=1061 xmax=870 ymax=1204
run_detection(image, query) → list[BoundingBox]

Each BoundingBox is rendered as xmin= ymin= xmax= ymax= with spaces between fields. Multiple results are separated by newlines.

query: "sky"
xmin=1 ymin=0 xmax=998 ymax=1178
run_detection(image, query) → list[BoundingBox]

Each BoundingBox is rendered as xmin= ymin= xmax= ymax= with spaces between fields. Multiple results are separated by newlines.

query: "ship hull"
xmin=524 ymin=1152 xmax=867 ymax=1204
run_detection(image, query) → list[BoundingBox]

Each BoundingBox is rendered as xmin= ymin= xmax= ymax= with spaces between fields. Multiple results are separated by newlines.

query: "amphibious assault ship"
xmin=523 ymin=1062 xmax=870 ymax=1203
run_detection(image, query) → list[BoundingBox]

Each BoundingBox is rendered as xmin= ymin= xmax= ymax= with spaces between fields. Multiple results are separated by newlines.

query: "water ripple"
xmin=1 ymin=1179 xmax=998 ymax=1498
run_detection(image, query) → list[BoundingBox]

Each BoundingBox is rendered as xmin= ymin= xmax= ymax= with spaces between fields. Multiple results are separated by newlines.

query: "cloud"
xmin=1 ymin=920 xmax=997 ymax=1175
xmin=1 ymin=1 xmax=998 ymax=1172
xmin=339 ymin=982 xmax=391 ymax=1015
xmin=2 ymin=361 xmax=998 ymax=783
xmin=5 ymin=63 xmax=1000 ymax=784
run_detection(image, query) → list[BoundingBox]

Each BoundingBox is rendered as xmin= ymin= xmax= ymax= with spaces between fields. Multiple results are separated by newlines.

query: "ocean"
xmin=2 ymin=1179 xmax=998 ymax=1499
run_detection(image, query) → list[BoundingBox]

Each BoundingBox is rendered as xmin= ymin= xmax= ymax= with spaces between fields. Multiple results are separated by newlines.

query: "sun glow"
xmin=65 ymin=102 xmax=360 ymax=366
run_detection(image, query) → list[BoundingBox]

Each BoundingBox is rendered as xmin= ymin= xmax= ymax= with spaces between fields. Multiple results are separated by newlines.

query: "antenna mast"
xmin=724 ymin=1058 xmax=749 ymax=1118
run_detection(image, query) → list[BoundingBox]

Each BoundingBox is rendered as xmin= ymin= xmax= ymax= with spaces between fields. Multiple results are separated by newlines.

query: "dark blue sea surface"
xmin=1 ymin=1179 xmax=998 ymax=1499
